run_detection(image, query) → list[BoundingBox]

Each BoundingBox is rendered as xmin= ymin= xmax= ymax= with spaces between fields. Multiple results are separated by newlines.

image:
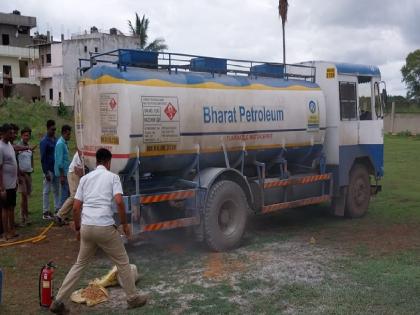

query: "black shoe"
xmin=49 ymin=300 xmax=69 ymax=314
xmin=54 ymin=215 xmax=65 ymax=226
xmin=127 ymin=293 xmax=148 ymax=309
xmin=43 ymin=212 xmax=53 ymax=220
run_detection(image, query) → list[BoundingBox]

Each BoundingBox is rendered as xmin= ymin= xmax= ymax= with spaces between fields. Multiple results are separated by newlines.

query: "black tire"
xmin=345 ymin=164 xmax=370 ymax=218
xmin=204 ymin=180 xmax=249 ymax=251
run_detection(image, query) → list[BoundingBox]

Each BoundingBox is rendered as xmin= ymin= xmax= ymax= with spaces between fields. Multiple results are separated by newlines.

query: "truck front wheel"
xmin=204 ymin=180 xmax=249 ymax=251
xmin=345 ymin=164 xmax=370 ymax=218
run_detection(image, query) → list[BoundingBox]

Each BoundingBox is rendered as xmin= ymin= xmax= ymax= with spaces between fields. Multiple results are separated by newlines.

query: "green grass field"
xmin=0 ymin=99 xmax=419 ymax=314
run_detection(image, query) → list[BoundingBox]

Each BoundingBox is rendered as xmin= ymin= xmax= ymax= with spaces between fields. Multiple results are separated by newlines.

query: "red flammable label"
xmin=164 ymin=102 xmax=177 ymax=120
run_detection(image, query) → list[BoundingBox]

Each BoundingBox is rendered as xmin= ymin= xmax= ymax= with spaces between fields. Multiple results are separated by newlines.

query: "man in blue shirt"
xmin=40 ymin=120 xmax=59 ymax=220
xmin=54 ymin=125 xmax=71 ymax=210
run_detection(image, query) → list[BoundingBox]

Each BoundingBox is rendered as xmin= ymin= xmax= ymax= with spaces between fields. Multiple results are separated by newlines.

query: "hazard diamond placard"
xmin=142 ymin=96 xmax=180 ymax=144
xmin=164 ymin=102 xmax=177 ymax=120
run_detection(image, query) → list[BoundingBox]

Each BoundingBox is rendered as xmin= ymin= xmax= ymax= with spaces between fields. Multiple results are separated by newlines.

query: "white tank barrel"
xmin=75 ymin=51 xmax=326 ymax=176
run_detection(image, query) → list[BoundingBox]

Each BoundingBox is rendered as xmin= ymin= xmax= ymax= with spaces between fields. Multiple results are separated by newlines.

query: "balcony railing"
xmin=0 ymin=45 xmax=39 ymax=59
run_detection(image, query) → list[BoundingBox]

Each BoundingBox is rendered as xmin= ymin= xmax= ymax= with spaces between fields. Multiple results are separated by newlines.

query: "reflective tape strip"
xmin=262 ymin=195 xmax=331 ymax=214
xmin=141 ymin=217 xmax=200 ymax=232
xmin=264 ymin=173 xmax=331 ymax=189
xmin=140 ymin=190 xmax=196 ymax=204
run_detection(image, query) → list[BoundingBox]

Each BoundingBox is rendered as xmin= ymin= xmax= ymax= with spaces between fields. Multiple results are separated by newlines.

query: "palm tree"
xmin=278 ymin=0 xmax=289 ymax=66
xmin=128 ymin=13 xmax=168 ymax=52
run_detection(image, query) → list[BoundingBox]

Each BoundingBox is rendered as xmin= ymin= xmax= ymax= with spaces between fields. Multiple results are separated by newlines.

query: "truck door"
xmin=359 ymin=79 xmax=383 ymax=136
xmin=338 ymin=81 xmax=359 ymax=145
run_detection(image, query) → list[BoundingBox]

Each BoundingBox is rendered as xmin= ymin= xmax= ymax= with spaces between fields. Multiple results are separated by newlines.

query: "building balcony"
xmin=0 ymin=45 xmax=39 ymax=59
xmin=29 ymin=65 xmax=63 ymax=79
xmin=15 ymin=77 xmax=39 ymax=85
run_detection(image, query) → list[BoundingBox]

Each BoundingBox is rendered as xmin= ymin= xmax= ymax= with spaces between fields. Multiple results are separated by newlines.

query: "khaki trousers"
xmin=55 ymin=225 xmax=138 ymax=302
xmin=57 ymin=172 xmax=80 ymax=219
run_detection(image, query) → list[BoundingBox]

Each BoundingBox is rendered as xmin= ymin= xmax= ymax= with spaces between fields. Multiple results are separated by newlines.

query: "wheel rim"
xmin=218 ymin=200 xmax=240 ymax=236
xmin=353 ymin=176 xmax=368 ymax=206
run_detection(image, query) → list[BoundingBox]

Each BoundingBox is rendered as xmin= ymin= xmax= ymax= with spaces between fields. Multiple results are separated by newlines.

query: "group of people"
xmin=0 ymin=119 xmax=81 ymax=241
xmin=1 ymin=120 xmax=148 ymax=311
xmin=0 ymin=123 xmax=35 ymax=240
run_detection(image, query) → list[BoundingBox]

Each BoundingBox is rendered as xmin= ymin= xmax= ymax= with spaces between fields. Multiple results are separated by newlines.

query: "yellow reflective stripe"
xmin=81 ymin=76 xmax=321 ymax=91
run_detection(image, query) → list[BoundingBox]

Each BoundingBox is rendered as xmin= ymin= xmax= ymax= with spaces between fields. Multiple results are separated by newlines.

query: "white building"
xmin=33 ymin=28 xmax=139 ymax=106
xmin=33 ymin=40 xmax=63 ymax=105
xmin=0 ymin=11 xmax=39 ymax=101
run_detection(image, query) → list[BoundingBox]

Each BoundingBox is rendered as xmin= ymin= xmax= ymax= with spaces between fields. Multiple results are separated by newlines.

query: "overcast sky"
xmin=2 ymin=0 xmax=419 ymax=95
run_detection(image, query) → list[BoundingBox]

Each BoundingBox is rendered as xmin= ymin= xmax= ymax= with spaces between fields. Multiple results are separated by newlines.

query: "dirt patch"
xmin=1 ymin=225 xmax=79 ymax=314
xmin=3 ymin=214 xmax=420 ymax=314
xmin=203 ymin=252 xmax=247 ymax=281
xmin=239 ymin=241 xmax=334 ymax=286
xmin=87 ymin=235 xmax=340 ymax=313
xmin=308 ymin=223 xmax=420 ymax=255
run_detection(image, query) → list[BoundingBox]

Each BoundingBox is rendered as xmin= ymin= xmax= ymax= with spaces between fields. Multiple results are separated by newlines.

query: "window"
xmin=358 ymin=81 xmax=372 ymax=120
xmin=49 ymin=88 xmax=53 ymax=101
xmin=41 ymin=55 xmax=45 ymax=66
xmin=19 ymin=60 xmax=29 ymax=77
xmin=339 ymin=82 xmax=357 ymax=120
xmin=2 ymin=34 xmax=10 ymax=45
xmin=84 ymin=46 xmax=87 ymax=53
xmin=94 ymin=47 xmax=98 ymax=52
xmin=374 ymin=82 xmax=383 ymax=119
xmin=3 ymin=65 xmax=11 ymax=77
xmin=18 ymin=27 xmax=29 ymax=35
xmin=46 ymin=54 xmax=51 ymax=64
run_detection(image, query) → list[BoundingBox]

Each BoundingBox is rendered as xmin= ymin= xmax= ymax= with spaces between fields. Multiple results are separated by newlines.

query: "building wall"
xmin=0 ymin=55 xmax=21 ymax=79
xmin=0 ymin=13 xmax=39 ymax=98
xmin=11 ymin=83 xmax=40 ymax=102
xmin=62 ymin=33 xmax=139 ymax=106
xmin=0 ymin=24 xmax=33 ymax=47
xmin=384 ymin=113 xmax=420 ymax=135
xmin=38 ymin=43 xmax=63 ymax=106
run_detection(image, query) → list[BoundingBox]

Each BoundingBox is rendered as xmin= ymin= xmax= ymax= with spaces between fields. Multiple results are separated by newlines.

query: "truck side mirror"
xmin=381 ymin=88 xmax=388 ymax=106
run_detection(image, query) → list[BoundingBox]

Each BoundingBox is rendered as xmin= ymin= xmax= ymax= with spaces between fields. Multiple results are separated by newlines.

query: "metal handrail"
xmin=78 ymin=49 xmax=316 ymax=82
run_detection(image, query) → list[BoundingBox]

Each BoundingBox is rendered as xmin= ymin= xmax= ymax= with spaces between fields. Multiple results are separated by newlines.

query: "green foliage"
xmin=401 ymin=49 xmax=420 ymax=101
xmin=0 ymin=97 xmax=73 ymax=138
xmin=128 ymin=12 xmax=168 ymax=51
xmin=383 ymin=95 xmax=420 ymax=113
xmin=57 ymin=101 xmax=68 ymax=117
xmin=397 ymin=130 xmax=412 ymax=137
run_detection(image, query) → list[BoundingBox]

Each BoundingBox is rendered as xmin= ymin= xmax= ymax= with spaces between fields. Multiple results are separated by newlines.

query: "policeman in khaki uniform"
xmin=50 ymin=148 xmax=147 ymax=314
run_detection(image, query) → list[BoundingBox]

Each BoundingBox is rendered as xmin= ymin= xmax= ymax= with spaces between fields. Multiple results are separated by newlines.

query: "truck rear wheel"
xmin=204 ymin=180 xmax=248 ymax=251
xmin=345 ymin=164 xmax=370 ymax=218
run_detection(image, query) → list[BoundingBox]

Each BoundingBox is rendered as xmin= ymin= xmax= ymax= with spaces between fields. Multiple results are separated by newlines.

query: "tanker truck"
xmin=76 ymin=49 xmax=385 ymax=251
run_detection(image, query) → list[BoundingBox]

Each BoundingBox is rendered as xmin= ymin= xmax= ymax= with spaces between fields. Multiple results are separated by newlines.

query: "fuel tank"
xmin=75 ymin=64 xmax=326 ymax=175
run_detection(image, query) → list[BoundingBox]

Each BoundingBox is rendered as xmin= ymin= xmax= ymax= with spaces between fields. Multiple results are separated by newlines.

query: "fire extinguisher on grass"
xmin=39 ymin=261 xmax=56 ymax=307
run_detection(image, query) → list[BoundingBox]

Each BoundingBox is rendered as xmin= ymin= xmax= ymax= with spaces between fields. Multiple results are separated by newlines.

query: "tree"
xmin=401 ymin=49 xmax=420 ymax=102
xmin=278 ymin=0 xmax=289 ymax=66
xmin=128 ymin=13 xmax=168 ymax=52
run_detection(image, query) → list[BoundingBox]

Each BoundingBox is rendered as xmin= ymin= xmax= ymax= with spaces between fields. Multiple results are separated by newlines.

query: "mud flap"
xmin=331 ymin=186 xmax=347 ymax=216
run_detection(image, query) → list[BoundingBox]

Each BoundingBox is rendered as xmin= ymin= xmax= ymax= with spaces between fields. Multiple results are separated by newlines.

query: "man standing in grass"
xmin=17 ymin=127 xmax=35 ymax=225
xmin=50 ymin=148 xmax=147 ymax=313
xmin=0 ymin=124 xmax=19 ymax=240
xmin=40 ymin=120 xmax=59 ymax=220
xmin=54 ymin=125 xmax=71 ymax=212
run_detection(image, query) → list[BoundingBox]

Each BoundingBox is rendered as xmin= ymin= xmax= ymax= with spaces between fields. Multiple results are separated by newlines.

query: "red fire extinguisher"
xmin=39 ymin=261 xmax=56 ymax=307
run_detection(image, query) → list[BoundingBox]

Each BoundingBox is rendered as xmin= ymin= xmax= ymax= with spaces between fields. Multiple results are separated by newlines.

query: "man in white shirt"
xmin=55 ymin=151 xmax=84 ymax=225
xmin=50 ymin=148 xmax=147 ymax=314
